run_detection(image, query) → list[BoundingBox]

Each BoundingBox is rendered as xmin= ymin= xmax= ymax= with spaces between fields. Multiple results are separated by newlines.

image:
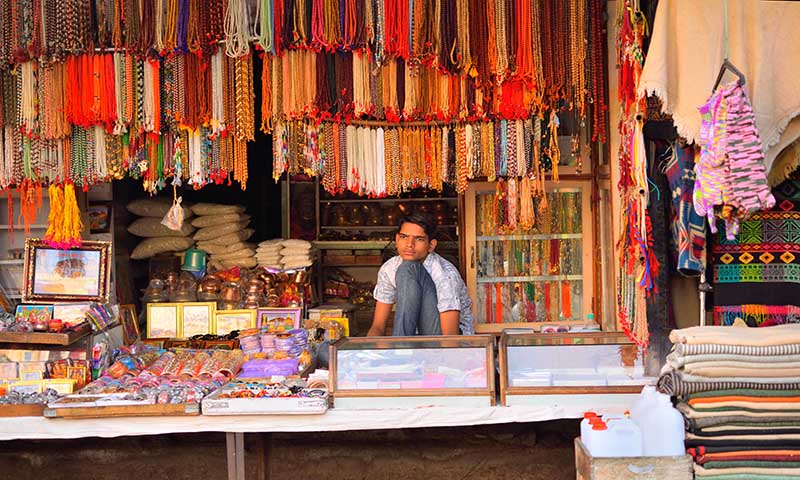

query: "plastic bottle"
xmin=629 ymin=385 xmax=658 ymax=427
xmin=580 ymin=412 xmax=601 ymax=450
xmin=638 ymin=394 xmax=686 ymax=456
xmin=588 ymin=419 xmax=643 ymax=457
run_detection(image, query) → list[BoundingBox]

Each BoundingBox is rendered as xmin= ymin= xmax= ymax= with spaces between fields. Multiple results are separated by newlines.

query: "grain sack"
xmin=197 ymin=242 xmax=254 ymax=255
xmin=212 ymin=248 xmax=255 ymax=261
xmin=191 ymin=213 xmax=251 ymax=228
xmin=131 ymin=237 xmax=194 ymax=260
xmin=128 ymin=217 xmax=196 ymax=238
xmin=190 ymin=203 xmax=245 ymax=216
xmin=258 ymin=239 xmax=283 ymax=247
xmin=204 ymin=229 xmax=255 ymax=245
xmin=127 ymin=198 xmax=193 ymax=218
xmin=256 ymin=248 xmax=283 ymax=256
xmin=280 ymin=246 xmax=312 ymax=257
xmin=193 ymin=221 xmax=249 ymax=241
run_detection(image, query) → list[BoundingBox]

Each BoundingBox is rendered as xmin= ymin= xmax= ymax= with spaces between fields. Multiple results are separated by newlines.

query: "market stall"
xmin=0 ymin=0 xmax=753 ymax=477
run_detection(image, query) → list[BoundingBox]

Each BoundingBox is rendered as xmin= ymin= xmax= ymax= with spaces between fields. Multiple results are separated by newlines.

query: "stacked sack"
xmin=192 ymin=203 xmax=256 ymax=270
xmin=659 ymin=323 xmax=800 ymax=479
xmin=256 ymin=239 xmax=314 ymax=269
xmin=127 ymin=198 xmax=195 ymax=260
xmin=255 ymin=239 xmax=283 ymax=268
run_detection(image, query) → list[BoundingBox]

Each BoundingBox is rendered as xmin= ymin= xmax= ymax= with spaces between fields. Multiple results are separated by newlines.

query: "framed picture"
xmin=119 ymin=304 xmax=140 ymax=345
xmin=23 ymin=239 xmax=112 ymax=303
xmin=257 ymin=307 xmax=302 ymax=332
xmin=19 ymin=369 xmax=44 ymax=381
xmin=146 ymin=303 xmax=180 ymax=338
xmin=87 ymin=202 xmax=112 ymax=234
xmin=214 ymin=309 xmax=256 ymax=335
xmin=52 ymin=302 xmax=90 ymax=328
xmin=66 ymin=365 xmax=88 ymax=389
xmin=15 ymin=304 xmax=54 ymax=324
xmin=180 ymin=302 xmax=215 ymax=338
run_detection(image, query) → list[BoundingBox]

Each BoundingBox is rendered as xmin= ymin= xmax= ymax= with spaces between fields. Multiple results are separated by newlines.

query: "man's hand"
xmin=368 ymin=301 xmax=393 ymax=336
xmin=439 ymin=310 xmax=460 ymax=335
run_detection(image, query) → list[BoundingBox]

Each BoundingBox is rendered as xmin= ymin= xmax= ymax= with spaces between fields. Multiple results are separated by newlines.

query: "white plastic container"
xmin=580 ymin=412 xmax=601 ymax=451
xmin=638 ymin=394 xmax=686 ymax=456
xmin=629 ymin=385 xmax=658 ymax=426
xmin=587 ymin=419 xmax=643 ymax=457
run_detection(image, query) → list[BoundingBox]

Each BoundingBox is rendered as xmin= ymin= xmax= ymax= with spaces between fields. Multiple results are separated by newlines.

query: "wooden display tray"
xmin=0 ymin=403 xmax=45 ymax=417
xmin=0 ymin=323 xmax=91 ymax=346
xmin=43 ymin=402 xmax=200 ymax=418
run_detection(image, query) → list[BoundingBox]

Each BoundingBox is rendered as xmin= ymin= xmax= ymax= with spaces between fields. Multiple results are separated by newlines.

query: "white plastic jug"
xmin=638 ymin=394 xmax=686 ymax=456
xmin=580 ymin=412 xmax=601 ymax=450
xmin=629 ymin=385 xmax=658 ymax=427
xmin=587 ymin=419 xmax=643 ymax=457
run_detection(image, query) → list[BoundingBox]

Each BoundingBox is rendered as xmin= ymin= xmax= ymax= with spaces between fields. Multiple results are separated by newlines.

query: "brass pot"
xmin=219 ymin=281 xmax=242 ymax=304
xmin=243 ymin=292 xmax=263 ymax=309
xmin=290 ymin=270 xmax=309 ymax=285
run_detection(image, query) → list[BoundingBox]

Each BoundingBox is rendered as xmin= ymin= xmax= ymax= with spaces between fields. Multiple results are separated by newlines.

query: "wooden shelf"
xmin=0 ymin=322 xmax=91 ymax=346
xmin=476 ymin=233 xmax=582 ymax=241
xmin=0 ymin=404 xmax=45 ymax=417
xmin=476 ymin=274 xmax=582 ymax=283
xmin=0 ymin=259 xmax=23 ymax=265
xmin=475 ymin=321 xmax=589 ymax=334
xmin=44 ymin=402 xmax=200 ymax=418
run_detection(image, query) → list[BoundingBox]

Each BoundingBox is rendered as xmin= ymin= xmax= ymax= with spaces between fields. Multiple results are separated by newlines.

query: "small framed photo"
xmin=53 ymin=302 xmax=90 ymax=328
xmin=180 ymin=302 xmax=215 ymax=338
xmin=257 ymin=307 xmax=302 ymax=332
xmin=146 ymin=303 xmax=180 ymax=338
xmin=214 ymin=309 xmax=256 ymax=335
xmin=19 ymin=369 xmax=44 ymax=381
xmin=119 ymin=304 xmax=140 ymax=345
xmin=87 ymin=202 xmax=112 ymax=234
xmin=23 ymin=239 xmax=112 ymax=303
xmin=15 ymin=304 xmax=54 ymax=324
xmin=67 ymin=365 xmax=89 ymax=389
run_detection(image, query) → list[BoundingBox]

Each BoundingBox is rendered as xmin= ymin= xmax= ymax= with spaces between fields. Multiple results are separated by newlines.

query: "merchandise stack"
xmin=192 ymin=203 xmax=256 ymax=270
xmin=658 ymin=323 xmax=800 ymax=479
xmin=127 ymin=198 xmax=196 ymax=260
xmin=256 ymin=239 xmax=314 ymax=270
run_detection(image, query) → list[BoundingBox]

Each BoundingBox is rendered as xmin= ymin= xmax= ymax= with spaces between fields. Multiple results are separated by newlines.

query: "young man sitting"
xmin=368 ymin=212 xmax=474 ymax=336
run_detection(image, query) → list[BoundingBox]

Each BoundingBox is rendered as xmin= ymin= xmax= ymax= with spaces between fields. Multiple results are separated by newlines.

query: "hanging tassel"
xmin=549 ymin=110 xmax=560 ymax=182
xmin=44 ymin=183 xmax=64 ymax=248
xmin=561 ymin=280 xmax=572 ymax=319
xmin=507 ymin=177 xmax=518 ymax=232
xmin=519 ymin=175 xmax=534 ymax=231
xmin=45 ymin=181 xmax=84 ymax=249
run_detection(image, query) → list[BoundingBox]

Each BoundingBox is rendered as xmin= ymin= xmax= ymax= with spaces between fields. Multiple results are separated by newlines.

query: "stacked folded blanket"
xmin=659 ymin=324 xmax=800 ymax=479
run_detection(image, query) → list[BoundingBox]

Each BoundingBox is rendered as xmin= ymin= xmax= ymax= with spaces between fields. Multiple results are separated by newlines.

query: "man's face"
xmin=396 ymin=222 xmax=437 ymax=262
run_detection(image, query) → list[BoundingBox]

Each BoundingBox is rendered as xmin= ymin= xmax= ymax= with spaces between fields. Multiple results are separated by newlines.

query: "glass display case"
xmin=498 ymin=332 xmax=655 ymax=408
xmin=464 ymin=181 xmax=595 ymax=333
xmin=329 ymin=335 xmax=495 ymax=409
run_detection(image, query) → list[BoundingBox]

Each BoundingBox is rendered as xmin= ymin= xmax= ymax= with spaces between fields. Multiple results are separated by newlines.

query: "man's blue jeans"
xmin=393 ymin=260 xmax=441 ymax=336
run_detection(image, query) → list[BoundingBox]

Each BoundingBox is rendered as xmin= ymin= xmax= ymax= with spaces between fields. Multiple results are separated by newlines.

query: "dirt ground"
xmin=0 ymin=420 xmax=578 ymax=479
